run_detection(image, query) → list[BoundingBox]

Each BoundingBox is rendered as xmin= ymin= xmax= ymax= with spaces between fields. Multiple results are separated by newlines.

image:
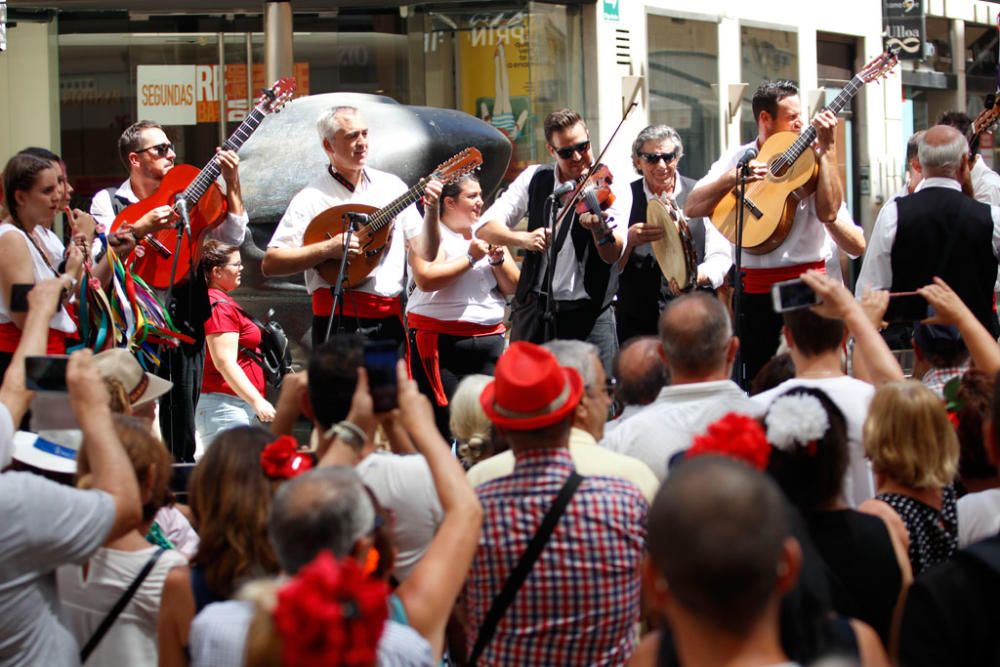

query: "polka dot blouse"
xmin=877 ymin=485 xmax=958 ymax=576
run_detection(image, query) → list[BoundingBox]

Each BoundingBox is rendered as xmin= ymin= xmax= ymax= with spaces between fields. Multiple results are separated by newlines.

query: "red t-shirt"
xmin=202 ymin=287 xmax=265 ymax=397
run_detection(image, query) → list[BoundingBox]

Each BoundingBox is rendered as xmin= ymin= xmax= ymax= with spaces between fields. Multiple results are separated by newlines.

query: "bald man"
xmin=605 ymin=336 xmax=668 ymax=435
xmin=857 ymin=124 xmax=1000 ymax=343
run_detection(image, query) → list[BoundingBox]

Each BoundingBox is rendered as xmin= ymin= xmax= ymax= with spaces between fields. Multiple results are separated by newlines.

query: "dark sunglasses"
xmin=135 ymin=142 xmax=174 ymax=158
xmin=639 ymin=150 xmax=679 ymax=165
xmin=553 ymin=140 xmax=591 ymax=159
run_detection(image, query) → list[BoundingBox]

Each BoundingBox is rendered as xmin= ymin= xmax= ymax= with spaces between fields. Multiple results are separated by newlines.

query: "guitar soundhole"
xmin=769 ymin=156 xmax=790 ymax=179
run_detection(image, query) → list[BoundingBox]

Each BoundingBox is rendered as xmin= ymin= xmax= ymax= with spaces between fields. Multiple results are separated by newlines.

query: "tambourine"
xmin=647 ymin=197 xmax=698 ymax=296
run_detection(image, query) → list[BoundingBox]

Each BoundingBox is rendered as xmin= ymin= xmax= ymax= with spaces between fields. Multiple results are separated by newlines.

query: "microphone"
xmin=550 ymin=181 xmax=575 ymax=198
xmin=737 ymin=147 xmax=758 ymax=176
xmin=174 ymin=195 xmax=191 ymax=236
xmin=346 ymin=212 xmax=369 ymax=230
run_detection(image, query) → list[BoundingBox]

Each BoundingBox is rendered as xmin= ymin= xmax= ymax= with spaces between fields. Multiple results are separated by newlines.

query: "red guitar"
xmin=111 ymin=77 xmax=295 ymax=289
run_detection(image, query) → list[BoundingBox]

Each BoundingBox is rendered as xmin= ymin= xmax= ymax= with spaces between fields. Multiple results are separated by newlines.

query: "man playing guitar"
xmin=90 ymin=120 xmax=248 ymax=461
xmin=685 ymin=80 xmax=863 ymax=384
xmin=262 ymin=105 xmax=442 ymax=350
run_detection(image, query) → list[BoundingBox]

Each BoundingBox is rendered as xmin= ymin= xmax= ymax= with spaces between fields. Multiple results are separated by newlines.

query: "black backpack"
xmin=211 ymin=300 xmax=293 ymax=388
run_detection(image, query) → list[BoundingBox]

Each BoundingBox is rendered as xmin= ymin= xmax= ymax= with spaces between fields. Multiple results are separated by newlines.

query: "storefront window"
xmin=646 ymin=14 xmax=719 ymax=181
xmin=740 ymin=25 xmax=798 ymax=143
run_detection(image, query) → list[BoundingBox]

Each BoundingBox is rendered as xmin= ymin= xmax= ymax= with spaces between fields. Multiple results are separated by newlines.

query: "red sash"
xmin=742 ymin=261 xmax=826 ymax=294
xmin=408 ymin=312 xmax=505 ymax=407
xmin=311 ymin=289 xmax=402 ymax=321
xmin=0 ymin=322 xmax=67 ymax=354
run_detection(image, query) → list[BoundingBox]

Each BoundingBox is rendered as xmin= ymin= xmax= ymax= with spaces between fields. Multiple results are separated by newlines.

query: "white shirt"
xmin=639 ymin=177 xmax=732 ymax=288
xmin=481 ymin=164 xmax=629 ymax=301
xmin=972 ymin=156 xmax=1000 ymax=206
xmin=601 ymin=380 xmax=763 ymax=481
xmin=0 ymin=222 xmax=76 ymax=333
xmin=957 ymin=488 xmax=1000 ymax=548
xmin=268 ymin=168 xmax=423 ymax=298
xmin=355 ymin=452 xmax=443 ymax=581
xmin=90 ymin=177 xmax=249 ymax=248
xmin=752 ymin=376 xmax=876 ymax=508
xmin=696 ymin=140 xmax=835 ymax=268
xmin=405 ymin=220 xmax=506 ymax=325
xmin=855 ymin=177 xmax=1000 ymax=297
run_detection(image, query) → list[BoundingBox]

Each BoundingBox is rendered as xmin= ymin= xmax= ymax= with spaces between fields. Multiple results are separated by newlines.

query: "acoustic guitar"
xmin=968 ymin=94 xmax=1000 ymax=160
xmin=711 ymin=48 xmax=898 ymax=254
xmin=111 ymin=77 xmax=296 ymax=289
xmin=303 ymin=147 xmax=483 ymax=288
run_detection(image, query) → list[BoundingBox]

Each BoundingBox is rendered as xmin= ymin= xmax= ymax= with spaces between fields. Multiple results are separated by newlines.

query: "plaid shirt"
xmin=465 ymin=447 xmax=647 ymax=666
xmin=922 ymin=364 xmax=968 ymax=398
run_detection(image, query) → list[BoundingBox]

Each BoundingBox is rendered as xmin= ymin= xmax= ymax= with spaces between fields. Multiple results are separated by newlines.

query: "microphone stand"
xmin=541 ymin=194 xmax=560 ymax=342
xmin=733 ymin=162 xmax=749 ymax=391
xmin=323 ymin=212 xmax=364 ymax=343
xmin=158 ymin=194 xmax=192 ymax=458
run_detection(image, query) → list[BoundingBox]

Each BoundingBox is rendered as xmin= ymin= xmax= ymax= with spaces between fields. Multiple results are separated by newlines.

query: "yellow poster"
xmin=458 ymin=13 xmax=535 ymax=179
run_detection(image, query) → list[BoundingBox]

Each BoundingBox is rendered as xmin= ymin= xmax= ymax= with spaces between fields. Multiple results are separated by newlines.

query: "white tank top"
xmin=0 ymin=221 xmax=76 ymax=333
xmin=406 ymin=222 xmax=506 ymax=325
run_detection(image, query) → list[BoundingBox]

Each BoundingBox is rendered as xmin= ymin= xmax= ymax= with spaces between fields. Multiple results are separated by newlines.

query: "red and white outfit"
xmin=407 ymin=221 xmax=505 ymax=410
xmin=0 ymin=221 xmax=76 ymax=356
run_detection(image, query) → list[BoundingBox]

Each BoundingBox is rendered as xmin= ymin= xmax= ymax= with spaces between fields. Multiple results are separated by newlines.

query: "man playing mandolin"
xmin=90 ymin=120 xmax=249 ymax=462
xmin=477 ymin=108 xmax=627 ymax=373
xmin=685 ymin=80 xmax=863 ymax=384
xmin=262 ymin=105 xmax=443 ymax=350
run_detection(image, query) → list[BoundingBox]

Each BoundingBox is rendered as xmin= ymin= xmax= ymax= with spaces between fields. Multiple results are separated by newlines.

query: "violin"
xmin=557 ymin=163 xmax=617 ymax=243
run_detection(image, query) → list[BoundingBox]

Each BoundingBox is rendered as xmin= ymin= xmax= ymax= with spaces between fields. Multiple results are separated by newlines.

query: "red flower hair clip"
xmin=273 ymin=551 xmax=390 ymax=667
xmin=261 ymin=435 xmax=314 ymax=480
xmin=686 ymin=412 xmax=771 ymax=471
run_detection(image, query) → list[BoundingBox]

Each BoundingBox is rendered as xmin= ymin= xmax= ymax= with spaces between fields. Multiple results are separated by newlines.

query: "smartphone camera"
xmin=771 ymin=278 xmax=821 ymax=313
xmin=363 ymin=341 xmax=398 ymax=413
xmin=25 ymin=355 xmax=70 ymax=392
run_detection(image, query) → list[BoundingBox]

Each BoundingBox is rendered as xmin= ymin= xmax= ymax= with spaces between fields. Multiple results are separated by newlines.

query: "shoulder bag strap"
xmin=80 ymin=547 xmax=166 ymax=663
xmin=209 ymin=299 xmax=265 ymax=363
xmin=468 ymin=471 xmax=584 ymax=666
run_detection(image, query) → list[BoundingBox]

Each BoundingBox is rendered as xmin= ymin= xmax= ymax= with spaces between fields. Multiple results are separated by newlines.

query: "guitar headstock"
xmin=972 ymin=95 xmax=1000 ymax=139
xmin=859 ymin=46 xmax=900 ymax=84
xmin=432 ymin=147 xmax=484 ymax=184
xmin=256 ymin=77 xmax=297 ymax=115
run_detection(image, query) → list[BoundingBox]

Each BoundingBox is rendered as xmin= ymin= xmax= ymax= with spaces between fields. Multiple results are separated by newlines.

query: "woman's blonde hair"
xmin=449 ymin=374 xmax=492 ymax=465
xmin=863 ymin=380 xmax=959 ymax=488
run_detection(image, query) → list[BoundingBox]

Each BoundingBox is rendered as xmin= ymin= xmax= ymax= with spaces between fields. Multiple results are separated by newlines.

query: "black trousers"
xmin=311 ymin=313 xmax=406 ymax=351
xmin=158 ymin=341 xmax=204 ymax=463
xmin=739 ymin=291 xmax=784 ymax=387
xmin=408 ymin=331 xmax=504 ymax=439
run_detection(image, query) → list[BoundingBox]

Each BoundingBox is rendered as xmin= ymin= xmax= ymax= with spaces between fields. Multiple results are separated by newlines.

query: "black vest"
xmin=514 ymin=166 xmax=618 ymax=313
xmin=888 ymin=187 xmax=999 ymax=335
xmin=617 ymin=176 xmax=707 ymax=338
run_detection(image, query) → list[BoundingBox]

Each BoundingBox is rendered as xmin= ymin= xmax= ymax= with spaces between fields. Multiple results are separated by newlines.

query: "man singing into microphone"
xmin=684 ymin=80 xmax=864 ymax=383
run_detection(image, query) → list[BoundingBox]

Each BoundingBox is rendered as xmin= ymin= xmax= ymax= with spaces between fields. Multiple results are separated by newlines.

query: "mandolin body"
xmin=302 ymin=202 xmax=387 ymax=288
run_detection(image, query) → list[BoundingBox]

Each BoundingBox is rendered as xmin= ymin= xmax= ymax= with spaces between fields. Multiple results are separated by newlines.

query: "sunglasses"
xmin=135 ymin=142 xmax=174 ymax=158
xmin=639 ymin=150 xmax=679 ymax=165
xmin=552 ymin=140 xmax=591 ymax=160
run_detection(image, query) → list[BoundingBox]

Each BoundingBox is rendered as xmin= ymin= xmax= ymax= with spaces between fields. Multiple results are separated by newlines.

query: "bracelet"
xmin=325 ymin=420 xmax=366 ymax=450
xmin=466 ymin=253 xmax=476 ymax=267
xmin=489 ymin=256 xmax=505 ymax=266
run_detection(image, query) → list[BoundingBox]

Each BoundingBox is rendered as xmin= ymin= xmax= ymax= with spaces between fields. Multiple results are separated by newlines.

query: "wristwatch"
xmin=466 ymin=253 xmax=477 ymax=267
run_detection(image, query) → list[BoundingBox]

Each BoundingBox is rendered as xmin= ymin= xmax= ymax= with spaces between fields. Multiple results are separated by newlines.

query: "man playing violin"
xmin=684 ymin=80 xmax=863 ymax=385
xmin=477 ymin=108 xmax=627 ymax=373
xmin=90 ymin=120 xmax=248 ymax=461
xmin=262 ymin=105 xmax=442 ymax=350
xmin=616 ymin=124 xmax=732 ymax=343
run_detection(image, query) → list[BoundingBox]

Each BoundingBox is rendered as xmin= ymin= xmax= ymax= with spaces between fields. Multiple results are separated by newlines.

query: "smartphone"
xmin=771 ymin=278 xmax=821 ymax=313
xmin=25 ymin=355 xmax=70 ymax=392
xmin=364 ymin=340 xmax=398 ymax=413
xmin=9 ymin=284 xmax=33 ymax=313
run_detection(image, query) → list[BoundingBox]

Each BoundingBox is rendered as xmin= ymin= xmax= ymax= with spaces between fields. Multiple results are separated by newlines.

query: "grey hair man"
xmin=602 ymin=292 xmax=762 ymax=480
xmin=467 ymin=339 xmax=659 ymax=502
xmin=857 ymin=123 xmax=1000 ymax=341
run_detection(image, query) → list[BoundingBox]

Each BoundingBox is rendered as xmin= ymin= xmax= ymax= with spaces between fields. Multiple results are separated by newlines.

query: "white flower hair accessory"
xmin=765 ymin=393 xmax=830 ymax=452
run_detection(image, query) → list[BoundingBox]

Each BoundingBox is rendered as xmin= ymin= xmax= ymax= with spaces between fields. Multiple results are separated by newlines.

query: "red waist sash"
xmin=0 ymin=322 xmax=67 ymax=354
xmin=408 ymin=312 xmax=505 ymax=407
xmin=312 ymin=289 xmax=402 ymax=321
xmin=742 ymin=261 xmax=826 ymax=294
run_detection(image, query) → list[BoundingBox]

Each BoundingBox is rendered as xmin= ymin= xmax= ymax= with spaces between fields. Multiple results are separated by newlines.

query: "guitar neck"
xmin=368 ymin=180 xmax=427 ymax=232
xmin=780 ymin=74 xmax=865 ymax=167
xmin=182 ymin=105 xmax=270 ymax=205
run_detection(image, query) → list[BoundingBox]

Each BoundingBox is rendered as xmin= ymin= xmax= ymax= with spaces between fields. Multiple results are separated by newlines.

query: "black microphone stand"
xmin=541 ymin=194 xmax=561 ymax=342
xmin=733 ymin=161 xmax=749 ymax=391
xmin=161 ymin=193 xmax=191 ymax=459
xmin=323 ymin=212 xmax=364 ymax=343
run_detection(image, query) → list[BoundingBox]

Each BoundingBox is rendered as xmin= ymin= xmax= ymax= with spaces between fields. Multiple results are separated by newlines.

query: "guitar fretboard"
xmin=771 ymin=74 xmax=864 ymax=175
xmin=367 ymin=179 xmax=429 ymax=232
xmin=182 ymin=105 xmax=270 ymax=205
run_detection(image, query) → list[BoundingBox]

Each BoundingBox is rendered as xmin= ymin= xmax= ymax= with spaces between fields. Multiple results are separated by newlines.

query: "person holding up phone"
xmin=0 ymin=153 xmax=85 ymax=381
xmin=196 ymin=239 xmax=275 ymax=448
xmin=407 ymin=174 xmax=519 ymax=437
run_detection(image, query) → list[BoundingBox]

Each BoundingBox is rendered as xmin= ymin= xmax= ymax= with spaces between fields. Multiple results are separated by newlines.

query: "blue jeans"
xmin=195 ymin=392 xmax=256 ymax=448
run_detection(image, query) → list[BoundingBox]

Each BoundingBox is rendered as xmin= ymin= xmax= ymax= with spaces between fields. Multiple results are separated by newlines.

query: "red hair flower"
xmin=686 ymin=412 xmax=771 ymax=471
xmin=273 ymin=551 xmax=390 ymax=667
xmin=261 ymin=435 xmax=314 ymax=480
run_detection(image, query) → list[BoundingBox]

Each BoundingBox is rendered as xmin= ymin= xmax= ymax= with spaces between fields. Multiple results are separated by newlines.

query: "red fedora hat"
xmin=480 ymin=341 xmax=584 ymax=431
